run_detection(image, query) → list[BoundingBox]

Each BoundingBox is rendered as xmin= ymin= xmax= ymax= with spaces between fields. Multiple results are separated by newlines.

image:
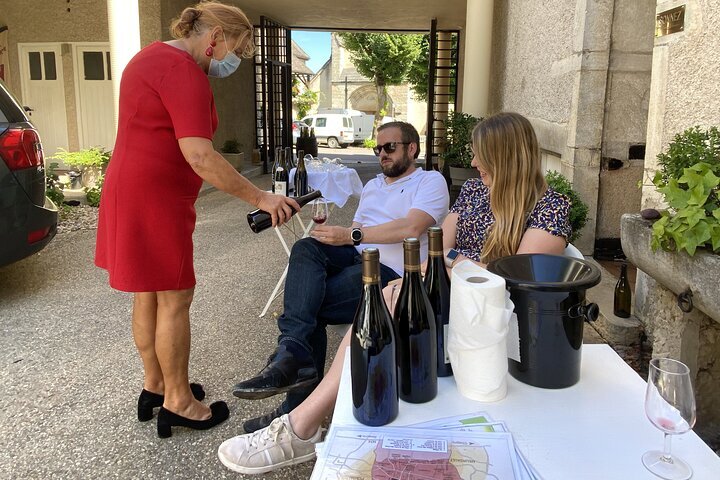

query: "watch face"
xmin=447 ymin=249 xmax=459 ymax=260
xmin=352 ymin=229 xmax=362 ymax=242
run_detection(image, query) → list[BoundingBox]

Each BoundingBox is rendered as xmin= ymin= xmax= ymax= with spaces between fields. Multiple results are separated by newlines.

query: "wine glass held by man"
xmin=94 ymin=1 xmax=299 ymax=439
xmin=217 ymin=112 xmax=573 ymax=473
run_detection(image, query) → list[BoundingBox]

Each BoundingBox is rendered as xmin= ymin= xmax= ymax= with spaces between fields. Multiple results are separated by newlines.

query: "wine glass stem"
xmin=662 ymin=432 xmax=674 ymax=463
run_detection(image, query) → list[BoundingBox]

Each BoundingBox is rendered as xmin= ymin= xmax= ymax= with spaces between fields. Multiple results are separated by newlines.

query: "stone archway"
xmin=348 ymin=84 xmax=393 ymax=116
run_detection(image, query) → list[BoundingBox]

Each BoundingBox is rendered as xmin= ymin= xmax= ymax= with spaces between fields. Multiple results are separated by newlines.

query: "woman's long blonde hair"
xmin=169 ymin=1 xmax=255 ymax=58
xmin=475 ymin=112 xmax=547 ymax=263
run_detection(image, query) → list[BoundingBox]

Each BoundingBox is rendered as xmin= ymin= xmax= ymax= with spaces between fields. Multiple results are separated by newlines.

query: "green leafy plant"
xmin=50 ymin=147 xmax=111 ymax=168
xmin=220 ymin=139 xmax=241 ymax=154
xmin=545 ymin=171 xmax=589 ymax=244
xmin=363 ymin=138 xmax=377 ymax=149
xmin=44 ymin=161 xmax=65 ymax=205
xmin=651 ymin=162 xmax=720 ymax=255
xmin=656 ymin=126 xmax=720 ymax=182
xmin=444 ymin=111 xmax=481 ymax=169
xmin=294 ymin=90 xmax=319 ymax=120
xmin=650 ymin=126 xmax=720 ymax=256
xmin=84 ymin=173 xmax=104 ymax=207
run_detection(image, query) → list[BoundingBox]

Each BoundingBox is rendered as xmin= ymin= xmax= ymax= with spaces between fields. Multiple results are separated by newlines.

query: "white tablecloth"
xmin=328 ymin=344 xmax=720 ymax=479
xmin=289 ymin=166 xmax=363 ymax=208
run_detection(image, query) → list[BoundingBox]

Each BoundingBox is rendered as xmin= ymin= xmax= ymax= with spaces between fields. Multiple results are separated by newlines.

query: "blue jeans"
xmin=277 ymin=237 xmax=399 ymax=410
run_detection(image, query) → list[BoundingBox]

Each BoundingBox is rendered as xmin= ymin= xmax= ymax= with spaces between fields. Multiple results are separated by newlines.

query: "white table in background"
xmin=326 ymin=344 xmax=720 ymax=479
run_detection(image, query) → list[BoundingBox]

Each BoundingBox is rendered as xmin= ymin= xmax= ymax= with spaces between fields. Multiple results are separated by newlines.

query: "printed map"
xmin=312 ymin=426 xmax=519 ymax=480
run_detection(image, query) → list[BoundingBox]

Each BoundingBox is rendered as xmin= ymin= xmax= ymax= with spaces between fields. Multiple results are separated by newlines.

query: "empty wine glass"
xmin=311 ymin=198 xmax=329 ymax=225
xmin=642 ymin=357 xmax=696 ymax=480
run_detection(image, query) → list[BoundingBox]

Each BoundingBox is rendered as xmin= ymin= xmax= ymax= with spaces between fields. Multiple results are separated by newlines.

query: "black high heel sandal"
xmin=137 ymin=383 xmax=206 ymax=422
xmin=156 ymin=401 xmax=229 ymax=438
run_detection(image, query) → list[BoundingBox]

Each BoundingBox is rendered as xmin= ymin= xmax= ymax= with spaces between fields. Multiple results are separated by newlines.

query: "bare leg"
xmin=288 ymin=329 xmax=352 ymax=439
xmin=132 ymin=292 xmax=164 ymax=393
xmin=155 ymin=288 xmax=210 ymax=420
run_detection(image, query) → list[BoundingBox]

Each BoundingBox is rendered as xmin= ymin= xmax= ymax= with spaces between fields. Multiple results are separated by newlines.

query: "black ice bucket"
xmin=487 ymin=254 xmax=601 ymax=389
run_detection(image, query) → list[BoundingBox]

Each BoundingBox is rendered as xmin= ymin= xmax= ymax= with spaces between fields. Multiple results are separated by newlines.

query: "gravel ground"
xmin=54 ymin=203 xmax=719 ymax=456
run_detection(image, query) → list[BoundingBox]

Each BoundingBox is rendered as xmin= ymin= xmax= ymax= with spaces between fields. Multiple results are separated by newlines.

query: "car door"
xmin=314 ymin=116 xmax=328 ymax=140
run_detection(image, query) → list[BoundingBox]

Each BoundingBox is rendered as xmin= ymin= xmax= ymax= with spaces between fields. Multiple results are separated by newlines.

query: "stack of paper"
xmin=312 ymin=412 xmax=541 ymax=480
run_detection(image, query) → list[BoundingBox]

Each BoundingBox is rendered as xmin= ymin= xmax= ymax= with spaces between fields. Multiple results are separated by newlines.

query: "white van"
xmin=301 ymin=114 xmax=354 ymax=148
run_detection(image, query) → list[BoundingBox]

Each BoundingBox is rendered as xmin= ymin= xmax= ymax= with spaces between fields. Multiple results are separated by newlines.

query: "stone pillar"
xmin=106 ymin=0 xmax=141 ymax=130
xmin=461 ymin=0 xmax=493 ymax=117
xmin=561 ymin=0 xmax=615 ymax=253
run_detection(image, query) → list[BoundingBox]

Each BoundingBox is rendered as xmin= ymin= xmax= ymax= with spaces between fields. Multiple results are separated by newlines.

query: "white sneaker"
xmin=218 ymin=414 xmax=323 ymax=474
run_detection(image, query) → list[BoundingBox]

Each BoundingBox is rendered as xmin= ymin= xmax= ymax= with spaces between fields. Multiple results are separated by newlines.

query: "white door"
xmin=18 ymin=44 xmax=69 ymax=158
xmin=73 ymin=44 xmax=115 ymax=150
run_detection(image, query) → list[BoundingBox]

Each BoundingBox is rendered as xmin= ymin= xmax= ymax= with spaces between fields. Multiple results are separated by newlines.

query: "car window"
xmin=343 ymin=117 xmax=348 ymax=128
xmin=316 ymin=117 xmax=327 ymax=128
xmin=346 ymin=117 xmax=353 ymax=128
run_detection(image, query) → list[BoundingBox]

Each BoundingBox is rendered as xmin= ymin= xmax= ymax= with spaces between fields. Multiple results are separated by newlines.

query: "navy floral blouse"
xmin=450 ymin=178 xmax=572 ymax=261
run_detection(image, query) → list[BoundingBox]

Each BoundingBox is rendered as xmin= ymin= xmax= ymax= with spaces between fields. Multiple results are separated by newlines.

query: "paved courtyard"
xmin=0 ymin=164 xmax=612 ymax=479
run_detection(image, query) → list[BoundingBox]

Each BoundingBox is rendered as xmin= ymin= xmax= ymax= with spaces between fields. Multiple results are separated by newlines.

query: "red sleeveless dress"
xmin=95 ymin=42 xmax=218 ymax=292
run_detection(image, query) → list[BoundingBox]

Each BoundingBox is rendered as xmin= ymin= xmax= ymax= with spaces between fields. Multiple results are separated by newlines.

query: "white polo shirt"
xmin=353 ymin=168 xmax=449 ymax=276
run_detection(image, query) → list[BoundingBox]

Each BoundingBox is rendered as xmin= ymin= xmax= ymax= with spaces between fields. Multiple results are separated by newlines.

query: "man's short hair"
xmin=377 ymin=121 xmax=421 ymax=159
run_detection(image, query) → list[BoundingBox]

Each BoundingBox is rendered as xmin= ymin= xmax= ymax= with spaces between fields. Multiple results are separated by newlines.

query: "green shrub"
xmin=444 ymin=111 xmax=482 ymax=168
xmin=220 ymin=139 xmax=241 ymax=154
xmin=651 ymin=126 xmax=720 ymax=256
xmin=84 ymin=174 xmax=104 ymax=207
xmin=363 ymin=138 xmax=377 ymax=149
xmin=50 ymin=147 xmax=111 ymax=168
xmin=45 ymin=161 xmax=65 ymax=205
xmin=545 ymin=170 xmax=589 ymax=244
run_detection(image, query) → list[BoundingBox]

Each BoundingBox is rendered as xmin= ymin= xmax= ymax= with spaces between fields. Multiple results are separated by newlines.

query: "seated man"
xmin=233 ymin=121 xmax=449 ymax=432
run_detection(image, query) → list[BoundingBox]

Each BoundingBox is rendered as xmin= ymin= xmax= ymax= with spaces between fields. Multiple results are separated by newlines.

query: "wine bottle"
xmin=294 ymin=150 xmax=309 ymax=197
xmin=424 ymin=227 xmax=452 ymax=377
xmin=394 ymin=238 xmax=438 ymax=403
xmin=613 ymin=262 xmax=631 ymax=318
xmin=284 ymin=146 xmax=295 ymax=170
xmin=274 ymin=149 xmax=288 ymax=197
xmin=350 ymin=248 xmax=399 ymax=426
xmin=246 ymin=189 xmax=322 ymax=233
xmin=271 ymin=147 xmax=281 ymax=193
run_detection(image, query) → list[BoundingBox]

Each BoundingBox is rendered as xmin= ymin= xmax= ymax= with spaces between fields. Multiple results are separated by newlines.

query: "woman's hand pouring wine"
xmin=256 ymin=191 xmax=300 ymax=227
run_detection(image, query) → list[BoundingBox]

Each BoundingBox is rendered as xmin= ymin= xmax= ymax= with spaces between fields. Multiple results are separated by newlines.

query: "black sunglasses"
xmin=373 ymin=142 xmax=411 ymax=156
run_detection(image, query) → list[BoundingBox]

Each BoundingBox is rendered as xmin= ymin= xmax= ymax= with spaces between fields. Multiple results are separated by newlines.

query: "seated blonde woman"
xmin=217 ymin=112 xmax=572 ymax=474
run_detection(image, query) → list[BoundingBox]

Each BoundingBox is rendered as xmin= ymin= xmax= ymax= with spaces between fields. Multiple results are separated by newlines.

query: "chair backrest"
xmin=564 ymin=243 xmax=584 ymax=259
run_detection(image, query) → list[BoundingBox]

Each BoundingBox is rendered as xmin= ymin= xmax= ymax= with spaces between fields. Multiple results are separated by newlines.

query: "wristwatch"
xmin=350 ymin=227 xmax=363 ymax=246
xmin=444 ymin=248 xmax=460 ymax=268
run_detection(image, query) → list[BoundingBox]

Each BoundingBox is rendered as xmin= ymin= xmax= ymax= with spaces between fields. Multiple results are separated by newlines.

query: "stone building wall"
xmin=642 ymin=0 xmax=720 ymax=208
xmin=489 ymin=0 xmax=655 ymax=251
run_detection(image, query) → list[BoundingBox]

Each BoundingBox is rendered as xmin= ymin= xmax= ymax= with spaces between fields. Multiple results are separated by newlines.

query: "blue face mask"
xmin=208 ymin=34 xmax=242 ymax=78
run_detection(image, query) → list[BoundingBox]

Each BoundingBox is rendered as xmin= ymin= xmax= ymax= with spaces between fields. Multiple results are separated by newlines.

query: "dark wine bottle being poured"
xmin=246 ymin=190 xmax=322 ymax=233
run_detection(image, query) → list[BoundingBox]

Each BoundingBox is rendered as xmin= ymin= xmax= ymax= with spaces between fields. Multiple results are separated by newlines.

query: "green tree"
xmin=336 ymin=32 xmax=422 ymax=137
xmin=295 ymin=90 xmax=319 ymax=119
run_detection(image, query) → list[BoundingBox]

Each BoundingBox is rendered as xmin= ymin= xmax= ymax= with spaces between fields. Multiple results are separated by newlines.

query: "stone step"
xmin=585 ymin=257 xmax=644 ymax=346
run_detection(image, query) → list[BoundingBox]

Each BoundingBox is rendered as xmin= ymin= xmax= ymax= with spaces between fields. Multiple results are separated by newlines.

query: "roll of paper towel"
xmin=448 ymin=260 xmax=514 ymax=402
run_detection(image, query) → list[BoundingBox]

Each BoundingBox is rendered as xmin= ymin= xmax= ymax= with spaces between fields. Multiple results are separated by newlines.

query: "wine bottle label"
xmin=276 ymin=182 xmax=287 ymax=196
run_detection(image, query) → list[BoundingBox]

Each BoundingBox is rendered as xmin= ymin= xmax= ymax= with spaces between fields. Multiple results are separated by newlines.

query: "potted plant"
xmin=443 ymin=111 xmax=482 ymax=186
xmin=545 ymin=171 xmax=589 ymax=243
xmin=220 ymin=139 xmax=243 ymax=172
xmin=49 ymin=147 xmax=111 ymax=188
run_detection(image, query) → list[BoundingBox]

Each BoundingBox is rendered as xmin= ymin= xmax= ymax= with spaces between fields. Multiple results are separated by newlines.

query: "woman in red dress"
xmin=95 ymin=1 xmax=298 ymax=438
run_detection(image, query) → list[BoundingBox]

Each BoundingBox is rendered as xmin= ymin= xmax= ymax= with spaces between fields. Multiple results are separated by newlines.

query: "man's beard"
xmin=381 ymin=152 xmax=414 ymax=178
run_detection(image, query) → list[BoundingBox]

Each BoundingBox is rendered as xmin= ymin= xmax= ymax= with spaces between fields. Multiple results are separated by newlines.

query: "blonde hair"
xmin=474 ymin=112 xmax=547 ymax=263
xmin=169 ymin=1 xmax=255 ymax=58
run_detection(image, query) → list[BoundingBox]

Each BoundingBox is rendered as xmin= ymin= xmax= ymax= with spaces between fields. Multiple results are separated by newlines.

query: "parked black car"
xmin=0 ymin=80 xmax=58 ymax=267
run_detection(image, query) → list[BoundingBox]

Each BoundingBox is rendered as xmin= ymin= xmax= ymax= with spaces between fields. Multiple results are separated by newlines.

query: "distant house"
xmin=307 ymin=33 xmax=427 ymax=134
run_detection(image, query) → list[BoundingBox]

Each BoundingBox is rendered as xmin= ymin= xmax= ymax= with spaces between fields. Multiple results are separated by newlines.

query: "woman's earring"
xmin=204 ymin=40 xmax=216 ymax=57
